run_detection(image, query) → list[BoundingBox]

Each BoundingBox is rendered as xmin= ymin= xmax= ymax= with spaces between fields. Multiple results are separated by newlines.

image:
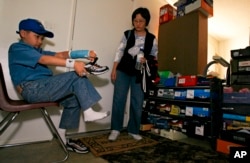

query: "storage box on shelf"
xmin=143 ymin=77 xmax=223 ymax=149
xmin=221 ymin=86 xmax=250 ymax=146
xmin=230 ymin=46 xmax=250 ymax=85
xmin=218 ymin=46 xmax=250 ymax=152
xmin=175 ymin=0 xmax=213 ymax=17
xmin=216 ymin=139 xmax=245 ymax=154
xmin=159 ymin=4 xmax=176 ymax=24
xmin=185 ymin=0 xmax=213 ymax=17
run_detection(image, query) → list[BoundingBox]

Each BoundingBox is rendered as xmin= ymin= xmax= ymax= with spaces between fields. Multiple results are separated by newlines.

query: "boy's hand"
xmin=74 ymin=61 xmax=88 ymax=76
xmin=88 ymin=50 xmax=97 ymax=62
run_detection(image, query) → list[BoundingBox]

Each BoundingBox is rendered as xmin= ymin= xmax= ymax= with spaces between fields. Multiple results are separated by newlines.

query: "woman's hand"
xmin=141 ymin=57 xmax=147 ymax=63
xmin=111 ymin=69 xmax=117 ymax=83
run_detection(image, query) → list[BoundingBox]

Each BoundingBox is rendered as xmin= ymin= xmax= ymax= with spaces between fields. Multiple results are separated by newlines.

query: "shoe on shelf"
xmin=84 ymin=108 xmax=110 ymax=122
xmin=108 ymin=130 xmax=120 ymax=141
xmin=84 ymin=57 xmax=109 ymax=75
xmin=66 ymin=138 xmax=89 ymax=154
xmin=128 ymin=133 xmax=142 ymax=141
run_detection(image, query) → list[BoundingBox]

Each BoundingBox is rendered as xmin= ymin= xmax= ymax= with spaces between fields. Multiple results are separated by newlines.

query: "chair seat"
xmin=2 ymin=99 xmax=58 ymax=112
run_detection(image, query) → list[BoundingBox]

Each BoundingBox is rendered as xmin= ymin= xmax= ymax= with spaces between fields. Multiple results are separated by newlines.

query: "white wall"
xmin=207 ymin=30 xmax=249 ymax=80
xmin=0 ymin=0 xmax=165 ymax=144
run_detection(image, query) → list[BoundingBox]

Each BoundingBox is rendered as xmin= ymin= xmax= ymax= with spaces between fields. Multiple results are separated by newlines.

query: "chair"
xmin=0 ymin=63 xmax=69 ymax=162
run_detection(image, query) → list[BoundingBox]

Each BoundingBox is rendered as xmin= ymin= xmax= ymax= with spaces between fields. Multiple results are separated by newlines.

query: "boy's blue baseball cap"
xmin=16 ymin=18 xmax=54 ymax=38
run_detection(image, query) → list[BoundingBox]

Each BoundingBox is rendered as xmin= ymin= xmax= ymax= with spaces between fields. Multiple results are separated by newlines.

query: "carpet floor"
xmin=81 ymin=131 xmax=158 ymax=157
xmin=98 ymin=131 xmax=230 ymax=163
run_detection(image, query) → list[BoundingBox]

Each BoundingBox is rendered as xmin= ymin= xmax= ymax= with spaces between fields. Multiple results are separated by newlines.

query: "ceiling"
xmin=208 ymin=0 xmax=250 ymax=41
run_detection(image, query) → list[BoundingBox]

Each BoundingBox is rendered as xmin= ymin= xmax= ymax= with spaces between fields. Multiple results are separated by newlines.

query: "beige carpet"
xmin=80 ymin=132 xmax=158 ymax=157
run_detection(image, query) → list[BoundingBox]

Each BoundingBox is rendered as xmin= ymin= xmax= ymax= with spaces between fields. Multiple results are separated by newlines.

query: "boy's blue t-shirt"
xmin=8 ymin=40 xmax=56 ymax=87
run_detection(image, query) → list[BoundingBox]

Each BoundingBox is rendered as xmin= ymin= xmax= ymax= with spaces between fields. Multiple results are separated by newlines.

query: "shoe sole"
xmin=66 ymin=146 xmax=89 ymax=154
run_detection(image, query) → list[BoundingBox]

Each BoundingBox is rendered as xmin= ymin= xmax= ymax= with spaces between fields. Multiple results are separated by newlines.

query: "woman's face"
xmin=133 ymin=14 xmax=147 ymax=32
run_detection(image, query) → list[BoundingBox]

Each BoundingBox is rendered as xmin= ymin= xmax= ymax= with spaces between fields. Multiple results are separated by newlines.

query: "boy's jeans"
xmin=20 ymin=71 xmax=101 ymax=129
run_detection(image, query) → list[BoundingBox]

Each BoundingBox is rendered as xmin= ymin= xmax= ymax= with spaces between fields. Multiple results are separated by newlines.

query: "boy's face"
xmin=20 ymin=30 xmax=45 ymax=48
xmin=133 ymin=14 xmax=147 ymax=32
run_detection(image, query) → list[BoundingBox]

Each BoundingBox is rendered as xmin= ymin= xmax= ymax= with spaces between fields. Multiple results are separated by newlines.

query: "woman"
xmin=108 ymin=7 xmax=158 ymax=141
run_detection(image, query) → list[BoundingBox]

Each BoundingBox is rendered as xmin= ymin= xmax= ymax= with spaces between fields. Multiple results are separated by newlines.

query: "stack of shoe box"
xmin=216 ymin=46 xmax=250 ymax=154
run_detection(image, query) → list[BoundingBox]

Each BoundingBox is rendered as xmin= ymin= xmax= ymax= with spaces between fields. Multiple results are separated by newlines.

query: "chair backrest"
xmin=0 ymin=63 xmax=12 ymax=109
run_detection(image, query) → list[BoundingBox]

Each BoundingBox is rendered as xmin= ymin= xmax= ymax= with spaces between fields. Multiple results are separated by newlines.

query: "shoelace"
xmin=142 ymin=61 xmax=151 ymax=93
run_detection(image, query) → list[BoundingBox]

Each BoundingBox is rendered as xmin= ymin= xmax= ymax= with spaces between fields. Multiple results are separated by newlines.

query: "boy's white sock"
xmin=84 ymin=108 xmax=110 ymax=122
xmin=58 ymin=128 xmax=66 ymax=144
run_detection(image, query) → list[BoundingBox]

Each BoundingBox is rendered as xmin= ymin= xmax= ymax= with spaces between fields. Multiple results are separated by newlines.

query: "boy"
xmin=8 ymin=18 xmax=109 ymax=153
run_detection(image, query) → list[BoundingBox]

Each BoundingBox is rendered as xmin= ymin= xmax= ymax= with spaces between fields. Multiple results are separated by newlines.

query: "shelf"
xmin=143 ymin=79 xmax=223 ymax=150
xmin=155 ymin=84 xmax=210 ymax=89
xmin=144 ymin=109 xmax=211 ymax=122
xmin=147 ymin=96 xmax=210 ymax=106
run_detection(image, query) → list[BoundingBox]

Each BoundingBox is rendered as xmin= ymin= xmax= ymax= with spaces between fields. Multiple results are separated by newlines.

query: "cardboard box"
xmin=157 ymin=88 xmax=175 ymax=99
xmin=185 ymin=120 xmax=211 ymax=137
xmin=222 ymin=103 xmax=250 ymax=115
xmin=164 ymin=77 xmax=176 ymax=87
xmin=170 ymin=105 xmax=181 ymax=116
xmin=169 ymin=120 xmax=184 ymax=131
xmin=220 ymin=130 xmax=250 ymax=146
xmin=185 ymin=106 xmax=210 ymax=118
xmin=160 ymin=129 xmax=187 ymax=140
xmin=159 ymin=4 xmax=176 ymax=24
xmin=140 ymin=124 xmax=154 ymax=131
xmin=155 ymin=118 xmax=169 ymax=129
xmin=186 ymin=89 xmax=210 ymax=100
xmin=177 ymin=76 xmax=197 ymax=87
xmin=216 ymin=139 xmax=244 ymax=154
xmin=156 ymin=103 xmax=171 ymax=113
xmin=185 ymin=0 xmax=213 ymax=17
xmin=174 ymin=89 xmax=187 ymax=100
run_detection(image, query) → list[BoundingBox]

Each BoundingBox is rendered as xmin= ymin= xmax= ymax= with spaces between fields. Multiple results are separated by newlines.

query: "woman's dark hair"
xmin=132 ymin=7 xmax=151 ymax=26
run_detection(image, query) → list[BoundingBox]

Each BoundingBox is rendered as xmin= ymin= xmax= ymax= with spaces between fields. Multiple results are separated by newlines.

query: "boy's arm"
xmin=39 ymin=55 xmax=68 ymax=66
xmin=54 ymin=50 xmax=97 ymax=62
xmin=39 ymin=55 xmax=87 ymax=76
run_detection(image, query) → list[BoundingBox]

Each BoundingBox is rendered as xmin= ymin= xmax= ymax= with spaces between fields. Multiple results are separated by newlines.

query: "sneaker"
xmin=128 ymin=133 xmax=142 ymax=140
xmin=84 ymin=57 xmax=109 ymax=75
xmin=108 ymin=130 xmax=120 ymax=141
xmin=66 ymin=139 xmax=89 ymax=154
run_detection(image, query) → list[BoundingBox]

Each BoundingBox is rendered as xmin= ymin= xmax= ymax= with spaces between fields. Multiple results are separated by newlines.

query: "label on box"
xmin=195 ymin=125 xmax=204 ymax=136
xmin=185 ymin=106 xmax=193 ymax=116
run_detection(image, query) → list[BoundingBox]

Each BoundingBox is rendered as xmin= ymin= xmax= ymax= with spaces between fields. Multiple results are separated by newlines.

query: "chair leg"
xmin=40 ymin=108 xmax=69 ymax=162
xmin=0 ymin=112 xmax=19 ymax=136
